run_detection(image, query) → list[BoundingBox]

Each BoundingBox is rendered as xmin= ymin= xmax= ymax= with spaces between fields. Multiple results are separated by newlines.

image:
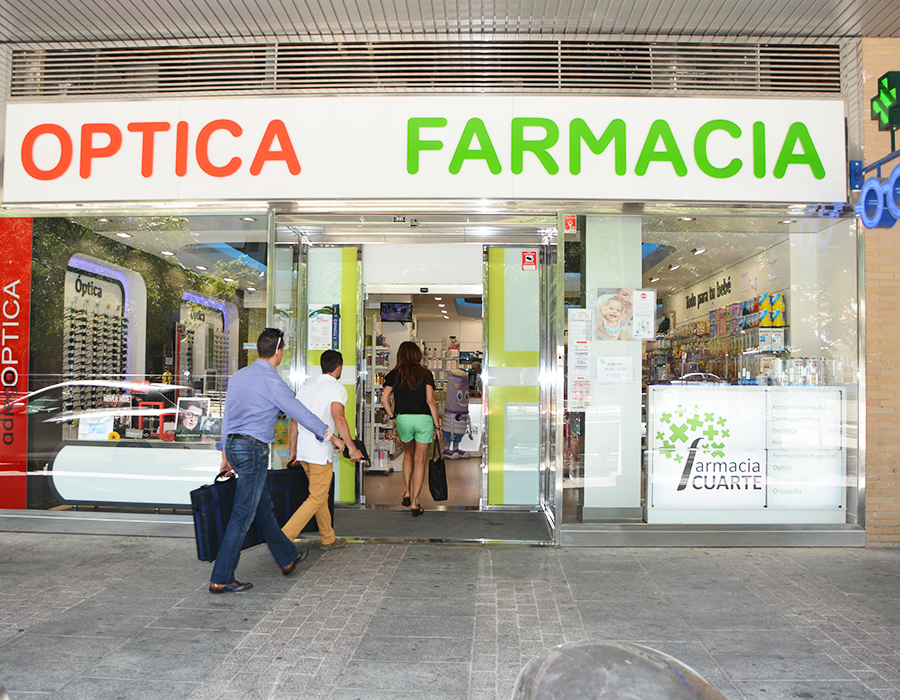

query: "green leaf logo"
xmin=657 ymin=403 xmax=730 ymax=490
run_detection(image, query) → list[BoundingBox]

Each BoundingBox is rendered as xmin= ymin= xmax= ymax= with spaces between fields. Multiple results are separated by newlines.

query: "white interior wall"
xmin=417 ymin=318 xmax=483 ymax=352
xmin=663 ymin=239 xmax=791 ymax=326
xmin=362 ymin=243 xmax=483 ymax=285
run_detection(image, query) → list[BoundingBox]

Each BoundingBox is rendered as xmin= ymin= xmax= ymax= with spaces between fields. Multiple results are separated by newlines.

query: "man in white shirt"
xmin=282 ymin=350 xmax=362 ymax=548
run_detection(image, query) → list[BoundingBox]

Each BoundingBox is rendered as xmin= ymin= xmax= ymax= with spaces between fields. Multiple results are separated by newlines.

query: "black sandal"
xmin=401 ymin=496 xmax=411 ymax=507
xmin=411 ymin=506 xmax=424 ymax=517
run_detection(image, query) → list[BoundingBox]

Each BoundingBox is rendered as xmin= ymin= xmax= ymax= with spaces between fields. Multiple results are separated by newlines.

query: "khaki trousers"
xmin=281 ymin=460 xmax=336 ymax=544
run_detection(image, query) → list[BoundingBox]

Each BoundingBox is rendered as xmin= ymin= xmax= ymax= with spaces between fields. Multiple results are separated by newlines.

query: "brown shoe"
xmin=320 ymin=537 xmax=347 ymax=550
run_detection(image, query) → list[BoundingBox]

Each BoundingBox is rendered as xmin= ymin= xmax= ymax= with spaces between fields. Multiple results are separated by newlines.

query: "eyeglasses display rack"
xmin=63 ymin=299 xmax=128 ymax=412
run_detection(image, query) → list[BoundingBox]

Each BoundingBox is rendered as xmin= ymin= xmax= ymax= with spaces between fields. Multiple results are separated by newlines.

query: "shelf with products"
xmin=365 ymin=341 xmax=403 ymax=472
xmin=646 ymin=292 xmax=798 ymax=385
xmin=424 ymin=346 xmax=482 ymax=412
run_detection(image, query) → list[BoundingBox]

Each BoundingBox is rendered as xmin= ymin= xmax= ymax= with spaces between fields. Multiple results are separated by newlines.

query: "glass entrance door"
xmin=284 ymin=223 xmax=559 ymax=530
xmin=485 ymin=246 xmax=546 ymax=508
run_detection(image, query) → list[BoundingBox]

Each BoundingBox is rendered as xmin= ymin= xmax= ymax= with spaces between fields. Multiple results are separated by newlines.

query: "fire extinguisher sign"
xmin=522 ymin=251 xmax=537 ymax=271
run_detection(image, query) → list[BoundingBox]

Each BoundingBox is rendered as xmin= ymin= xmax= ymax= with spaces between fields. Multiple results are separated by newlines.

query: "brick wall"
xmin=862 ymin=39 xmax=900 ymax=545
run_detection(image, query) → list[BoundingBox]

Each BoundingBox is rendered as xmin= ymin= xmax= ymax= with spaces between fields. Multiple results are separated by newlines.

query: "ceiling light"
xmin=434 ymin=297 xmax=442 ymax=300
xmin=650 ymin=277 xmax=660 ymax=283
xmin=668 ymin=264 xmax=680 ymax=271
xmin=779 ymin=219 xmax=795 ymax=225
xmin=195 ymin=265 xmax=208 ymax=271
xmin=115 ymin=232 xmax=132 ymax=238
xmin=241 ymin=217 xmax=256 ymax=222
xmin=692 ymin=248 xmax=706 ymax=255
xmin=247 ymin=287 xmax=256 ymax=292
xmin=678 ymin=216 xmax=694 ymax=222
xmin=161 ymin=251 xmax=175 ymax=256
xmin=438 ymin=304 xmax=445 ymax=308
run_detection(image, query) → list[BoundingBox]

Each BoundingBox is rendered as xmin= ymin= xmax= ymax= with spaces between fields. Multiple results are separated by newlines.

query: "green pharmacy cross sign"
xmin=872 ymin=72 xmax=900 ymax=135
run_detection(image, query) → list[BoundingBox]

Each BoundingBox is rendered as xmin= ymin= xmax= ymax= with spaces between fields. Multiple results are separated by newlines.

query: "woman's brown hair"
xmin=392 ymin=341 xmax=430 ymax=389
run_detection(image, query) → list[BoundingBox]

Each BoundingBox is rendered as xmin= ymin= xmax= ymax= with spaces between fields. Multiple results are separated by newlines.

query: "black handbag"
xmin=428 ymin=440 xmax=448 ymax=502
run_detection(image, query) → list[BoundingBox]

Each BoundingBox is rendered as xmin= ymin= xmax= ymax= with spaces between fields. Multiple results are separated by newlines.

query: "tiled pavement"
xmin=2 ymin=532 xmax=900 ymax=699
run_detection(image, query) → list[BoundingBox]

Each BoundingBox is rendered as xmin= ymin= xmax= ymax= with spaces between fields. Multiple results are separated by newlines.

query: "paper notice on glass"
xmin=630 ymin=289 xmax=656 ymax=340
xmin=597 ymin=356 xmax=634 ymax=384
xmin=569 ymin=375 xmax=592 ymax=409
xmin=571 ymin=340 xmax=590 ymax=373
xmin=567 ymin=309 xmax=592 ymax=342
xmin=308 ymin=303 xmax=340 ymax=350
xmin=567 ymin=309 xmax=593 ymax=410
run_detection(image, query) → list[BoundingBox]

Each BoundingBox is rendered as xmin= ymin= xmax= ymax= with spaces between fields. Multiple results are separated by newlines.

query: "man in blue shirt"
xmin=209 ymin=327 xmax=345 ymax=593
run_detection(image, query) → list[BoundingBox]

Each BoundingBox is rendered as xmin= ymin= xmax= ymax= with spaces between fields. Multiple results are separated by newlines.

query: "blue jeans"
xmin=210 ymin=436 xmax=298 ymax=585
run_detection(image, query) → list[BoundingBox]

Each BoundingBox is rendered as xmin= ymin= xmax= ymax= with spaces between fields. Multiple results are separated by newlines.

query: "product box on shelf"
xmin=770 ymin=327 xmax=785 ymax=351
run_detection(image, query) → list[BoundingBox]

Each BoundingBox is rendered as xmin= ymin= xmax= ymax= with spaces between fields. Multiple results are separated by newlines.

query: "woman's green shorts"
xmin=396 ymin=414 xmax=435 ymax=443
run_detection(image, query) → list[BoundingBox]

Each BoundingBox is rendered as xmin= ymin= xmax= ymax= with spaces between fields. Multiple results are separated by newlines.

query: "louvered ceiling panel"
xmin=10 ymin=41 xmax=843 ymax=98
xmin=1 ymin=0 xmax=900 ymax=47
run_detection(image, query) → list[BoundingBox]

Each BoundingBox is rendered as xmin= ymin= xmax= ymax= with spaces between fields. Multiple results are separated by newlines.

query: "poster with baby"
xmin=597 ymin=288 xmax=635 ymax=340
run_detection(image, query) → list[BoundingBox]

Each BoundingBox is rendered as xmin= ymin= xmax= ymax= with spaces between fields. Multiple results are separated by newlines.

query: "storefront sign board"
xmin=4 ymin=96 xmax=847 ymax=204
xmin=0 ymin=219 xmax=32 ymax=508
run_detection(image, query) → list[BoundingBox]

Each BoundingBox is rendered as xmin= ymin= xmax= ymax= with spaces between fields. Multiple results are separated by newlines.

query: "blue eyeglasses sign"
xmin=854 ymin=161 xmax=900 ymax=229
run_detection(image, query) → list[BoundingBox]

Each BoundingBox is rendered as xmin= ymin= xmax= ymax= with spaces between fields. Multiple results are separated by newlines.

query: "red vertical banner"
xmin=0 ymin=219 xmax=32 ymax=509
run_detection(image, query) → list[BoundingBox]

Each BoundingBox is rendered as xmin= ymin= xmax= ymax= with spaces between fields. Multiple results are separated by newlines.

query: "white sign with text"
xmin=648 ymin=385 xmax=845 ymax=519
xmin=5 ymin=96 xmax=847 ymax=204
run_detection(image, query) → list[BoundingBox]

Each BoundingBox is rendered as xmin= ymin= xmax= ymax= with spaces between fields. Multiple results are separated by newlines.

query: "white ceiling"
xmin=2 ymin=0 xmax=899 ymax=47
xmin=72 ymin=210 xmax=853 ymax=314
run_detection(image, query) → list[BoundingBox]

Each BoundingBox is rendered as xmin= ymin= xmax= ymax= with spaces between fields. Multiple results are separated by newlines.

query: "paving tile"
xmin=336 ymin=660 xmax=470 ymax=692
xmin=0 ymin=661 xmax=91 ymax=693
xmin=364 ymin=613 xmax=475 ymax=638
xmin=354 ymin=633 xmax=472 ymax=662
xmin=27 ymin=610 xmax=158 ymax=638
xmin=0 ymin=633 xmax=121 ymax=663
xmin=711 ymin=652 xmax=856 ymax=681
xmin=695 ymin=628 xmax=822 ymax=655
xmin=147 ymin=607 xmax=266 ymax=632
xmin=331 ymin=692 xmax=467 ymax=700
xmin=49 ymin=678 xmax=199 ymax=700
xmin=115 ymin=626 xmax=246 ymax=655
xmin=734 ymin=680 xmax=885 ymax=699
xmin=86 ymin=651 xmax=228 ymax=683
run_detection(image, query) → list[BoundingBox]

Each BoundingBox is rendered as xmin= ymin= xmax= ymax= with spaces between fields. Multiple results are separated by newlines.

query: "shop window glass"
xmin=563 ymin=215 xmax=860 ymax=527
xmin=25 ymin=215 xmax=268 ymax=511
